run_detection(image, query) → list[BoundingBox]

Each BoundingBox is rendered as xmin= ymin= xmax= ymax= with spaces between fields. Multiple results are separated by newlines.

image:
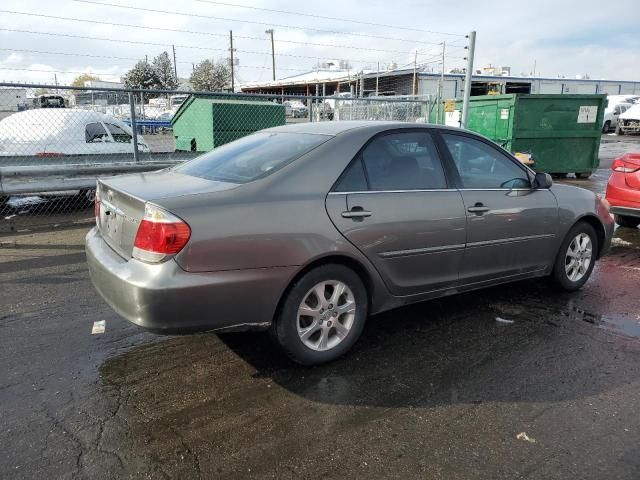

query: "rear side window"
xmin=334 ymin=159 xmax=368 ymax=192
xmin=175 ymin=132 xmax=330 ymax=183
xmin=361 ymin=132 xmax=447 ymax=191
xmin=85 ymin=123 xmax=108 ymax=143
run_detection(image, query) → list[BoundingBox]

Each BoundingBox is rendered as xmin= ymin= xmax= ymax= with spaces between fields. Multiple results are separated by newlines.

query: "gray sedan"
xmin=86 ymin=121 xmax=614 ymax=365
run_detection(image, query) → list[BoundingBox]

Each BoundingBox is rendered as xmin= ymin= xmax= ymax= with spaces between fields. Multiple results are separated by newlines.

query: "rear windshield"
xmin=175 ymin=132 xmax=330 ymax=183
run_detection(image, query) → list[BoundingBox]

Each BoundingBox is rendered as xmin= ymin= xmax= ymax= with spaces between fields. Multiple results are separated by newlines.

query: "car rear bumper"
xmin=85 ymin=227 xmax=296 ymax=333
xmin=610 ymin=206 xmax=640 ymax=219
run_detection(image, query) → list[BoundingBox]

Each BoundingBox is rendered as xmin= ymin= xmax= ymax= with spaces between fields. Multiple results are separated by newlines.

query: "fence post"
xmin=461 ymin=31 xmax=477 ymax=129
xmin=129 ymin=92 xmax=140 ymax=162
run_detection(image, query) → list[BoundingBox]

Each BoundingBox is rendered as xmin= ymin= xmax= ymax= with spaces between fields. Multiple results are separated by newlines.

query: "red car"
xmin=606 ymin=153 xmax=640 ymax=228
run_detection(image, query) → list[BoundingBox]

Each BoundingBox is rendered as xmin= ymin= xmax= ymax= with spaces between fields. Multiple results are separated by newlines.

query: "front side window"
xmin=442 ymin=133 xmax=530 ymax=189
xmin=105 ymin=123 xmax=132 ymax=143
xmin=85 ymin=123 xmax=108 ymax=143
xmin=175 ymin=132 xmax=330 ymax=183
xmin=360 ymin=131 xmax=447 ymax=191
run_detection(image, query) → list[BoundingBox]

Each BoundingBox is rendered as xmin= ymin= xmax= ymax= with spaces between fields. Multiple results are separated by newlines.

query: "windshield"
xmin=175 ymin=132 xmax=330 ymax=183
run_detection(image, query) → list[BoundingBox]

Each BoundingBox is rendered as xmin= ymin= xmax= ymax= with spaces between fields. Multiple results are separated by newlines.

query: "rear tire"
xmin=271 ymin=264 xmax=368 ymax=366
xmin=550 ymin=222 xmax=598 ymax=291
xmin=602 ymin=120 xmax=610 ymax=133
xmin=614 ymin=214 xmax=640 ymax=228
xmin=616 ymin=125 xmax=625 ymax=136
xmin=575 ymin=172 xmax=591 ymax=179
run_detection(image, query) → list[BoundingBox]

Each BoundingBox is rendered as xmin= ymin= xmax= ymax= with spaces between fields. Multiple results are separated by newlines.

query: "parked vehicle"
xmin=283 ymin=100 xmax=308 ymax=118
xmin=605 ymin=153 xmax=640 ymax=228
xmin=617 ymin=104 xmax=640 ymax=135
xmin=0 ymin=109 xmax=149 ymax=156
xmin=32 ymin=94 xmax=66 ymax=109
xmin=602 ymin=102 xmax=632 ymax=133
xmin=86 ymin=121 xmax=613 ymax=365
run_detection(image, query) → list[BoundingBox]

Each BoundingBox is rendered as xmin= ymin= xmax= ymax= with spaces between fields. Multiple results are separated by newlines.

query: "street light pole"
xmin=265 ymin=29 xmax=275 ymax=81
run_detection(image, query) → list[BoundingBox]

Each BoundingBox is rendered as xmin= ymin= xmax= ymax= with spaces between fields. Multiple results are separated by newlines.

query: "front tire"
xmin=271 ymin=264 xmax=368 ymax=366
xmin=550 ymin=222 xmax=598 ymax=291
xmin=614 ymin=214 xmax=640 ymax=228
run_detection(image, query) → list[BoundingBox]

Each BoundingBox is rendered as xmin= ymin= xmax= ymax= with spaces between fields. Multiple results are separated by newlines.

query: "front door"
xmin=326 ymin=130 xmax=467 ymax=296
xmin=438 ymin=132 xmax=558 ymax=284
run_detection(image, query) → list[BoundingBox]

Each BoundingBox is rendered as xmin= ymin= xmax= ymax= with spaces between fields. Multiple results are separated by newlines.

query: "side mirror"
xmin=533 ymin=172 xmax=553 ymax=189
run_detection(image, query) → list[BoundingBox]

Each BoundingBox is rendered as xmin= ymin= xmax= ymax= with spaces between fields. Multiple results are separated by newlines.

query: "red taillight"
xmin=134 ymin=219 xmax=191 ymax=254
xmin=133 ymin=204 xmax=191 ymax=263
xmin=612 ymin=158 xmax=640 ymax=173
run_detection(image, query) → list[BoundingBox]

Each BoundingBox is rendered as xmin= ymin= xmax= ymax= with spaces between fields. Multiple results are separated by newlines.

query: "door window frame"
xmin=431 ymin=130 xmax=537 ymax=191
xmin=330 ymin=128 xmax=455 ymax=194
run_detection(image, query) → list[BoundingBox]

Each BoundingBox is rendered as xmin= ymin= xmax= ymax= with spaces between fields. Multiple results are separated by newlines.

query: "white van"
xmin=0 ymin=109 xmax=149 ymax=156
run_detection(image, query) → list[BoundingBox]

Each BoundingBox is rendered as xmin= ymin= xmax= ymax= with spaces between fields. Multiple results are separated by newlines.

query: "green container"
xmin=172 ymin=96 xmax=286 ymax=152
xmin=443 ymin=94 xmax=606 ymax=176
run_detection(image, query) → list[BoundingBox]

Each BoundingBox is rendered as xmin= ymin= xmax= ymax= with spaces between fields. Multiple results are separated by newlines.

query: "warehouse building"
xmin=241 ymin=68 xmax=640 ymax=99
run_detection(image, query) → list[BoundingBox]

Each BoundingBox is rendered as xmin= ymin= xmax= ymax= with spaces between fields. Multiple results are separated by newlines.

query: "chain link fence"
xmin=0 ymin=82 xmax=431 ymax=233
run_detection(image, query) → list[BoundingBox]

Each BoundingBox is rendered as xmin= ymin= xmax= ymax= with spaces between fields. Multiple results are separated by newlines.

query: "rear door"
xmin=326 ymin=130 xmax=467 ymax=296
xmin=437 ymin=131 xmax=558 ymax=284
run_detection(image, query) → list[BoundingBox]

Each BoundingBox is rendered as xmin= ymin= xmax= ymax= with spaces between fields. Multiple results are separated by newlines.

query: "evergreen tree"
xmin=190 ymin=59 xmax=231 ymax=92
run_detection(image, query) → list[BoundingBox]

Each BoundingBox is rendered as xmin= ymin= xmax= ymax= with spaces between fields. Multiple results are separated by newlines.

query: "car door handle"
xmin=342 ymin=208 xmax=372 ymax=219
xmin=467 ymin=204 xmax=490 ymax=214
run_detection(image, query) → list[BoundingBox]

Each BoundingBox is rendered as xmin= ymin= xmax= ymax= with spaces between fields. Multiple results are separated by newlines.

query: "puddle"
xmin=568 ymin=305 xmax=640 ymax=339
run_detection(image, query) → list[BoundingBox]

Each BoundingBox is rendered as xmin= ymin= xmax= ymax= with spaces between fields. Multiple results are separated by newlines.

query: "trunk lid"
xmin=97 ymin=170 xmax=239 ymax=259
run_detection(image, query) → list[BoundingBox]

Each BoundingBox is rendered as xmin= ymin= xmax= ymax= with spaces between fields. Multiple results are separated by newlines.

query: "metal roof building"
xmin=241 ymin=68 xmax=640 ymax=99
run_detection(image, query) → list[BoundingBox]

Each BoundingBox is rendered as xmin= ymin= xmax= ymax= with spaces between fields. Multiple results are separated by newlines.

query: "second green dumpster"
xmin=443 ymin=94 xmax=606 ymax=178
xmin=172 ymin=96 xmax=286 ymax=152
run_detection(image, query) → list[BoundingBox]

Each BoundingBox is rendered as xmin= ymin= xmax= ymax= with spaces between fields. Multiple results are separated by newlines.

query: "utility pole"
xmin=172 ymin=45 xmax=178 ymax=80
xmin=461 ymin=30 xmax=476 ymax=129
xmin=412 ymin=50 xmax=418 ymax=96
xmin=438 ymin=41 xmax=445 ymax=124
xmin=265 ymin=29 xmax=275 ymax=81
xmin=376 ymin=61 xmax=379 ymax=96
xmin=229 ymin=30 xmax=235 ymax=92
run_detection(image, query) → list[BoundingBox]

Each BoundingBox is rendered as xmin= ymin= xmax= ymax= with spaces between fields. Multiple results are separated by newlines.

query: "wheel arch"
xmin=574 ymin=214 xmax=606 ymax=259
xmin=271 ymin=253 xmax=379 ymax=325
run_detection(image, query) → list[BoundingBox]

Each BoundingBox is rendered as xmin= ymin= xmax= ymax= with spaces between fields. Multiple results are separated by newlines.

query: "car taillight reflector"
xmin=612 ymin=158 xmax=640 ymax=173
xmin=133 ymin=204 xmax=191 ymax=263
xmin=94 ymin=186 xmax=100 ymax=223
xmin=36 ymin=152 xmax=65 ymax=157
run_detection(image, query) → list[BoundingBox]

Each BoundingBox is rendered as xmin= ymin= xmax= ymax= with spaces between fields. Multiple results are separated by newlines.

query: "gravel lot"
xmin=1 ymin=138 xmax=640 ymax=479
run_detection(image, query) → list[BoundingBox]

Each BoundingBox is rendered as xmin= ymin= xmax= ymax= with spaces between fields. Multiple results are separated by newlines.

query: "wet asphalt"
xmin=2 ymin=139 xmax=640 ymax=479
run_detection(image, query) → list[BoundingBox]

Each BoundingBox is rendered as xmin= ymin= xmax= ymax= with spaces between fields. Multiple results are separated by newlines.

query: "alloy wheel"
xmin=565 ymin=233 xmax=593 ymax=282
xmin=297 ymin=280 xmax=356 ymax=351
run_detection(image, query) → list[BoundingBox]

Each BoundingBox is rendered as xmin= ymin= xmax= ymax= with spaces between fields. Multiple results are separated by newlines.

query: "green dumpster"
xmin=443 ymin=94 xmax=606 ymax=177
xmin=172 ymin=96 xmax=286 ymax=152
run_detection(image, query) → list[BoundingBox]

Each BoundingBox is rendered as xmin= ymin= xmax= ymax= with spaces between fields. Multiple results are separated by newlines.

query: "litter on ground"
xmin=516 ymin=432 xmax=536 ymax=443
xmin=496 ymin=317 xmax=515 ymax=325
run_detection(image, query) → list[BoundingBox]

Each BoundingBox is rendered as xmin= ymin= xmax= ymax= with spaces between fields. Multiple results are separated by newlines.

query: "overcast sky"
xmin=0 ymin=0 xmax=638 ymax=87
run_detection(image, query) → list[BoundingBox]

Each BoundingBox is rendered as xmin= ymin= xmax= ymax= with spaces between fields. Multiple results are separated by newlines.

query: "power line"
xmin=0 ymin=48 xmax=312 ymax=72
xmin=0 ymin=67 xmax=122 ymax=77
xmin=0 ymin=28 xmax=423 ymax=63
xmin=72 ymin=0 xmax=450 ymax=45
xmin=195 ymin=0 xmax=465 ymax=37
xmin=0 ymin=10 xmax=431 ymax=55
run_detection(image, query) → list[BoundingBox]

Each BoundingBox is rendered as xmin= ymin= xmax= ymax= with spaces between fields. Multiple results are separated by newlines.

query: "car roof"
xmin=265 ymin=120 xmax=466 ymax=136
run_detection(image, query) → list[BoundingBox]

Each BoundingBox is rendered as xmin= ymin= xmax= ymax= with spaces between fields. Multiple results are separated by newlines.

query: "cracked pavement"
xmin=1 ymin=140 xmax=640 ymax=479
